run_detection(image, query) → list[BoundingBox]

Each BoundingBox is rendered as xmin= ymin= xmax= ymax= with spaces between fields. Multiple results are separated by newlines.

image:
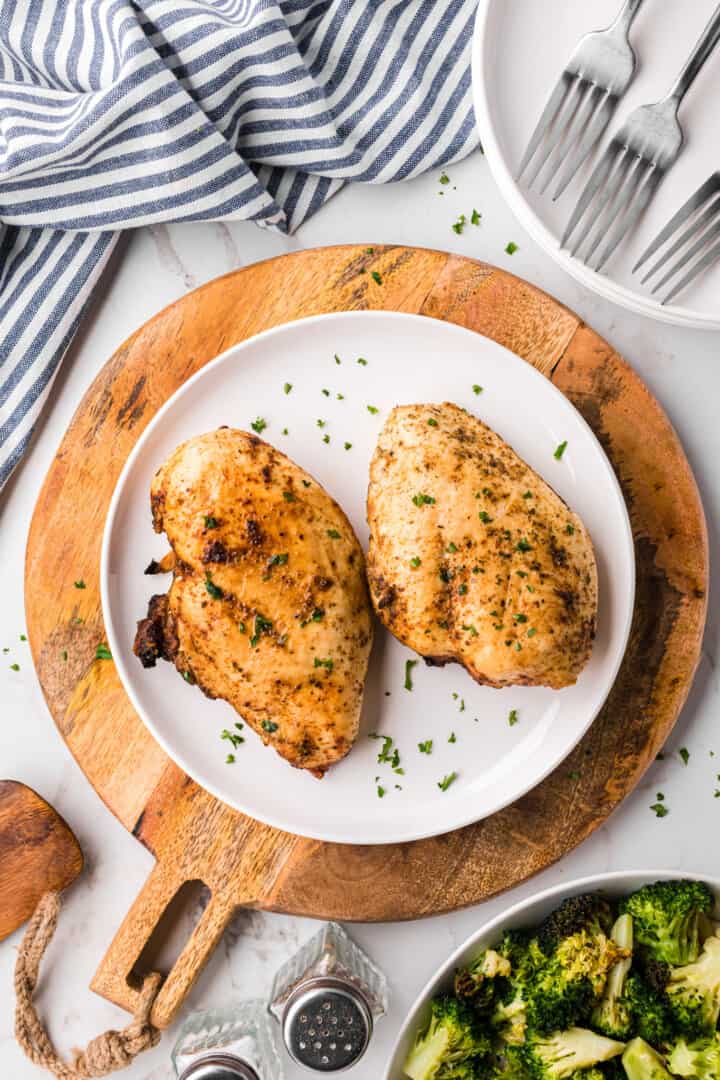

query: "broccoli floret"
xmin=492 ymin=931 xmax=546 ymax=1044
xmin=668 ymin=1034 xmax=720 ymax=1079
xmin=640 ymin=956 xmax=672 ymax=996
xmin=620 ymin=881 xmax=713 ymax=967
xmin=623 ymin=974 xmax=675 ymax=1047
xmin=403 ymin=995 xmax=492 ymax=1080
xmin=528 ymin=916 xmax=629 ymax=1033
xmin=622 ymin=1038 xmax=673 ymax=1080
xmin=538 ymin=895 xmax=614 ymax=954
xmin=592 ymin=915 xmax=634 ymax=1039
xmin=514 ymin=1027 xmax=625 ymax=1080
xmin=455 ymin=948 xmax=512 ymax=1008
xmin=666 ymin=932 xmax=720 ymax=1038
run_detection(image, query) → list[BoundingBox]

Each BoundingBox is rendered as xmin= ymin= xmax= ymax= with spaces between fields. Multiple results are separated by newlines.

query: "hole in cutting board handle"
xmin=128 ymin=879 xmax=211 ymax=990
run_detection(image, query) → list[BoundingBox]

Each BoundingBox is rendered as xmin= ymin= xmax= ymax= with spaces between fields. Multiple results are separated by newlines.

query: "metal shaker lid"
xmin=281 ymin=975 xmax=373 ymax=1072
xmin=177 ymin=1053 xmax=260 ymax=1080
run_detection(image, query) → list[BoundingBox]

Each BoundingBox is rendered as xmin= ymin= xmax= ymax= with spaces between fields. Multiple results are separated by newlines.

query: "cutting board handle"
xmin=90 ymin=862 xmax=237 ymax=1029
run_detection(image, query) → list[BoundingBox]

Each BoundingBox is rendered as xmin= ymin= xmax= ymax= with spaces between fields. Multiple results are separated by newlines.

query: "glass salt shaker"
xmin=171 ymin=1000 xmax=284 ymax=1080
xmin=269 ymin=922 xmax=388 ymax=1072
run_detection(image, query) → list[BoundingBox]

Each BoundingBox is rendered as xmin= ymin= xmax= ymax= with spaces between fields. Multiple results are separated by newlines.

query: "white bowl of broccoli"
xmin=384 ymin=871 xmax=720 ymax=1080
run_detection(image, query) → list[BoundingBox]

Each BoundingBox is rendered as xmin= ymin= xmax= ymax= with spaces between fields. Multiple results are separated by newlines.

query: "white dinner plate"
xmin=101 ymin=311 xmax=634 ymax=845
xmin=384 ymin=870 xmax=720 ymax=1078
xmin=472 ymin=0 xmax=720 ymax=329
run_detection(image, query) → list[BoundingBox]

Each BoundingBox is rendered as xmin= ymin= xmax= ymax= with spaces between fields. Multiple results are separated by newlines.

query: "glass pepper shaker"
xmin=171 ymin=1000 xmax=284 ymax=1080
xmin=269 ymin=922 xmax=388 ymax=1072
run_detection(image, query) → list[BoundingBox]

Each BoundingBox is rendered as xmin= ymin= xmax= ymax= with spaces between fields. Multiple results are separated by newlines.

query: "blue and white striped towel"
xmin=0 ymin=0 xmax=479 ymax=490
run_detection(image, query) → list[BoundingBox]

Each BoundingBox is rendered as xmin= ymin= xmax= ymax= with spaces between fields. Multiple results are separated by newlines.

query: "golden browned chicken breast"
xmin=366 ymin=403 xmax=597 ymax=690
xmin=134 ymin=428 xmax=373 ymax=776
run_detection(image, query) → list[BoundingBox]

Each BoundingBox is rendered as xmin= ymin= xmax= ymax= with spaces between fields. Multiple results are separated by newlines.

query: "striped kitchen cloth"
xmin=0 ymin=0 xmax=479 ymax=491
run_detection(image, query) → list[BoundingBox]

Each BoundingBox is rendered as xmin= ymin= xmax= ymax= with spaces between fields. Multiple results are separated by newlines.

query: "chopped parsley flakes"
xmin=404 ymin=658 xmax=418 ymax=691
xmin=438 ymin=772 xmax=458 ymax=792
xmin=471 ymin=209 xmax=481 ymax=226
xmin=554 ymin=440 xmax=568 ymax=460
xmin=95 ymin=643 xmax=112 ymax=660
xmin=314 ymin=656 xmax=334 ymax=670
xmin=472 ymin=384 xmax=483 ymax=395
xmin=204 ymin=516 xmax=219 ymax=529
xmin=418 ymin=740 xmax=433 ymax=754
xmin=261 ymin=720 xmax=279 ymax=733
xmin=204 ymin=573 xmax=223 ymax=599
xmin=282 ymin=490 xmax=296 ymax=502
xmin=74 ymin=579 xmax=86 ymax=589
xmin=367 ymin=404 xmax=379 ymax=415
xmin=251 ymin=417 xmax=267 ymax=434
xmin=651 ymin=802 xmax=669 ymax=818
xmin=410 ymin=556 xmax=422 ymax=569
xmin=508 ymin=709 xmax=519 ymax=727
xmin=284 ymin=382 xmax=293 ymax=394
xmin=371 ymin=271 xmax=383 ymax=285
xmin=679 ymin=747 xmax=690 ymax=765
xmin=505 ymin=242 xmax=518 ymax=255
xmin=327 ymin=528 xmax=341 ymax=539
xmin=412 ymin=493 xmax=436 ymax=507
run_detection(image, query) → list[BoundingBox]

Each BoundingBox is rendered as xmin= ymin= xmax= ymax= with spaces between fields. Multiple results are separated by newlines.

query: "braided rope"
xmin=14 ymin=893 xmax=162 ymax=1077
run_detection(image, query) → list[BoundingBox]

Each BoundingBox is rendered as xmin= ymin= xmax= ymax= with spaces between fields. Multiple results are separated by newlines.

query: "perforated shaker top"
xmin=281 ymin=976 xmax=373 ymax=1072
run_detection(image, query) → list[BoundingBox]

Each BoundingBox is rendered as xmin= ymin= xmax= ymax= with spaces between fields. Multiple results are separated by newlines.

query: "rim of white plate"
xmin=101 ymin=310 xmax=635 ymax=844
xmin=471 ymin=0 xmax=720 ymax=332
xmin=384 ymin=868 xmax=720 ymax=1078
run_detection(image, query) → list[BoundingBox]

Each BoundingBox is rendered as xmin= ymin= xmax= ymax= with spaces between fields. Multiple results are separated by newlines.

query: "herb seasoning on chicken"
xmin=133 ymin=428 xmax=373 ymax=776
xmin=366 ymin=403 xmax=597 ymax=690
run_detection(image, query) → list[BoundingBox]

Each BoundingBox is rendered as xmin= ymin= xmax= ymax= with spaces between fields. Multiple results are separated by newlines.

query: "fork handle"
xmin=612 ymin=0 xmax=645 ymax=33
xmin=668 ymin=4 xmax=720 ymax=104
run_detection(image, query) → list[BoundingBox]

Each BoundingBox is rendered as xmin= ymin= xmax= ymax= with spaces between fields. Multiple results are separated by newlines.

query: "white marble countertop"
xmin=1 ymin=151 xmax=718 ymax=1080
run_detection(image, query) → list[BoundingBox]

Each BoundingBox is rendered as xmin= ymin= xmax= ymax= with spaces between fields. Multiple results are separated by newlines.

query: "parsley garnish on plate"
xmin=508 ymin=709 xmax=519 ymax=726
xmin=314 ymin=657 xmax=334 ymax=670
xmin=404 ymin=658 xmax=418 ymax=691
xmin=471 ymin=208 xmax=481 ymax=226
xmin=472 ymin=384 xmax=483 ymax=395
xmin=226 ymin=754 xmax=236 ymax=764
xmin=327 ymin=528 xmax=341 ymax=539
xmin=651 ymin=801 xmax=669 ymax=818
xmin=452 ymin=213 xmax=466 ymax=235
xmin=9 ymin=662 xmax=20 ymax=671
xmin=439 ymin=172 xmax=450 ymax=185
xmin=449 ymin=732 xmax=457 ymax=743
xmin=438 ymin=771 xmax=458 ymax=792
xmin=367 ymin=404 xmax=379 ymax=414
xmin=334 ymin=353 xmax=342 ymax=365
xmin=250 ymin=614 xmax=273 ymax=648
xmin=554 ymin=440 xmax=568 ymax=460
xmin=344 ymin=441 xmax=352 ymax=450
xmin=95 ymin=643 xmax=112 ymax=660
xmin=284 ymin=382 xmax=293 ymax=394
xmin=251 ymin=417 xmax=267 ymax=434
xmin=505 ymin=242 xmax=518 ymax=255
xmin=74 ymin=579 xmax=86 ymax=589
xmin=418 ymin=740 xmax=433 ymax=754
xmin=679 ymin=747 xmax=690 ymax=765
xmin=377 ymin=784 xmax=386 ymax=798
xmin=261 ymin=720 xmax=279 ymax=733
xmin=222 ymin=728 xmax=245 ymax=748
xmin=357 ymin=356 xmax=368 ymax=366
xmin=371 ymin=270 xmax=383 ymax=285
xmin=412 ymin=493 xmax=436 ymax=507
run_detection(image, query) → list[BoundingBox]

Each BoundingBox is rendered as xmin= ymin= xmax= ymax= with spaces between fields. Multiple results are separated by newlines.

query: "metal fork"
xmin=633 ymin=172 xmax=720 ymax=304
xmin=517 ymin=0 xmax=645 ymax=199
xmin=563 ymin=5 xmax=720 ymax=272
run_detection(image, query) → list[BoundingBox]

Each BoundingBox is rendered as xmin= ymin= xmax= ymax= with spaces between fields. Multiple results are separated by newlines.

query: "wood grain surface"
xmin=0 ymin=781 xmax=83 ymax=940
xmin=25 ymin=245 xmax=707 ymax=1027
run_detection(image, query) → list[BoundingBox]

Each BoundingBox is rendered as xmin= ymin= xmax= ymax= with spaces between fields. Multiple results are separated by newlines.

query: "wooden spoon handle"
xmin=90 ymin=861 xmax=237 ymax=1029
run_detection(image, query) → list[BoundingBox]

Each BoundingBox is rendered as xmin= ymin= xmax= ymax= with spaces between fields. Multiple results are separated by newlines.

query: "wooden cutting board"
xmin=25 ymin=245 xmax=707 ymax=1029
xmin=0 ymin=781 xmax=83 ymax=940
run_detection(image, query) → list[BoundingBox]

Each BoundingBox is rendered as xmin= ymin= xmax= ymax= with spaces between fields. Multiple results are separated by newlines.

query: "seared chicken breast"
xmin=366 ymin=403 xmax=597 ymax=689
xmin=134 ymin=428 xmax=373 ymax=775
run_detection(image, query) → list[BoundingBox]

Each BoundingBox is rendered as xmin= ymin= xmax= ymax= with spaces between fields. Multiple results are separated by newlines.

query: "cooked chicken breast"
xmin=366 ymin=403 xmax=597 ymax=689
xmin=134 ymin=428 xmax=373 ymax=776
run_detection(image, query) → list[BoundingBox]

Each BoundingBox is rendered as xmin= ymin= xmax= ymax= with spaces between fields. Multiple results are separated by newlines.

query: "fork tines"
xmin=518 ymin=74 xmax=616 ymax=199
xmin=561 ymin=142 xmax=663 ymax=272
xmin=632 ymin=173 xmax=720 ymax=304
